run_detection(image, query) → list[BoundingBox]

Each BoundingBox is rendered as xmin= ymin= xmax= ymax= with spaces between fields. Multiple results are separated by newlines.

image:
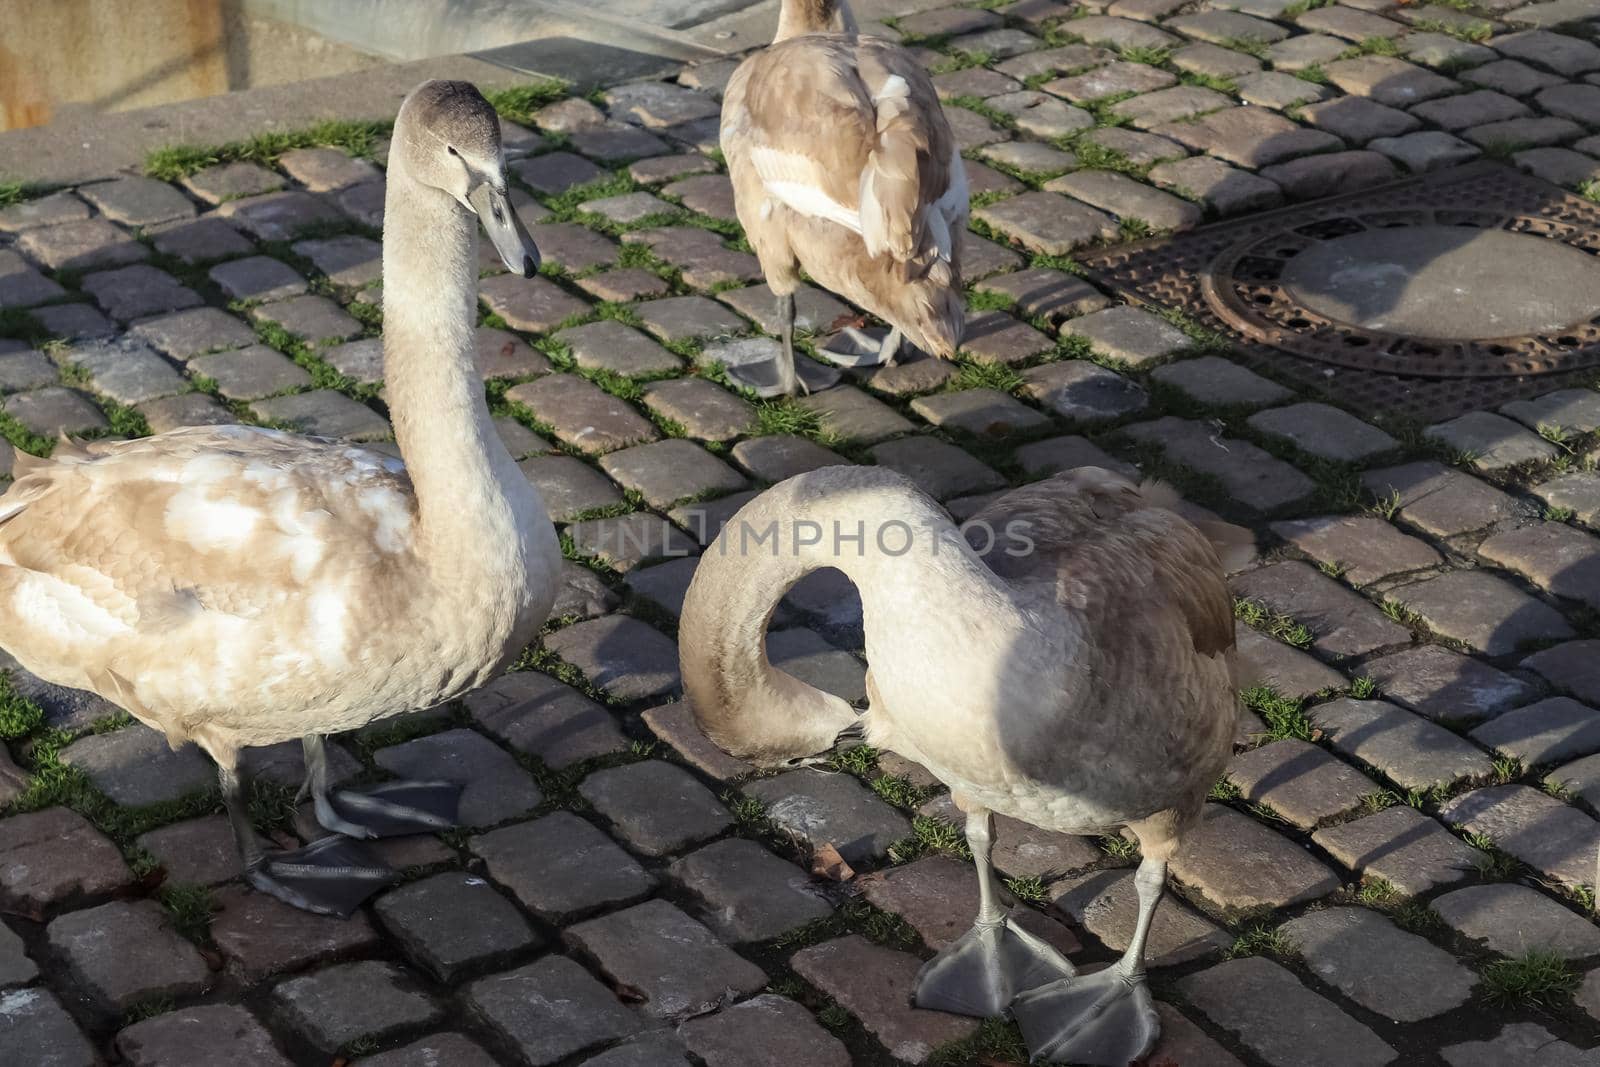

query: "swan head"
xmin=395 ymin=79 xmax=542 ymax=277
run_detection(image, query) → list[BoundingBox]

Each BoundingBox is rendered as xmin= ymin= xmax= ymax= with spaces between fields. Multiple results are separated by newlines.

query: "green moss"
xmin=484 ymin=79 xmax=572 ymax=123
xmin=144 ymin=119 xmax=391 ymax=181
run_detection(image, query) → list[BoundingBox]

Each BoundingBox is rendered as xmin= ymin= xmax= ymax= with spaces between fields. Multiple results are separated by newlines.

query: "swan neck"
xmin=380 ymin=157 xmax=535 ymax=571
xmin=776 ymin=0 xmax=857 ymax=40
xmin=679 ymin=468 xmax=1005 ymax=763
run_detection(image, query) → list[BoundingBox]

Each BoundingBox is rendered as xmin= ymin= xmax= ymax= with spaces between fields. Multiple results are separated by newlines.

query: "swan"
xmin=0 ymin=80 xmax=558 ymax=916
xmin=679 ymin=465 xmax=1249 ymax=1064
xmin=719 ymin=0 xmax=967 ymax=396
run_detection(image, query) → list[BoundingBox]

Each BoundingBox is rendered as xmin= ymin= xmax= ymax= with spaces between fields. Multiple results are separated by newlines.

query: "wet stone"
xmin=1125 ymin=417 xmax=1314 ymax=512
xmin=130 ymin=306 xmax=257 ymax=361
xmin=374 ymin=728 xmax=541 ymax=827
xmin=1525 ymin=639 xmax=1600 ymax=705
xmin=579 ymin=760 xmax=730 ymax=857
xmin=0 ymin=250 xmax=66 ymax=309
xmin=1234 ymin=561 xmax=1410 ymax=659
xmin=1390 ymin=570 xmax=1574 ymax=656
xmin=474 ymin=811 xmax=655 ymax=920
xmin=468 ymin=955 xmax=644 ymax=1065
xmin=1178 ymin=956 xmax=1395 ymax=1067
xmin=1369 ymin=130 xmax=1483 ymax=172
xmin=253 ymin=390 xmax=389 ymax=440
xmin=1148 ymin=155 xmax=1284 ymax=215
xmin=0 ymin=989 xmax=96 ymax=1067
xmin=273 ymin=960 xmax=440 ymax=1053
xmin=191 ymin=345 xmax=312 ymax=400
xmin=747 ymin=769 xmax=910 ymax=865
xmin=1021 ymin=360 xmax=1148 ymax=422
xmin=1433 ymin=882 xmax=1600 ymax=958
xmin=793 ymin=935 xmax=976 ymax=1063
xmin=507 ymin=374 xmax=658 ymax=455
xmin=1312 ymin=804 xmax=1482 ymax=896
xmin=1171 ymin=804 xmax=1340 ymax=910
xmin=209 ymin=255 xmax=306 ymax=302
xmin=375 ymin=872 xmax=540 ymax=982
xmin=668 ymin=837 xmax=833 ymax=943
xmin=1269 ymin=514 xmax=1441 ymax=586
xmin=465 ymin=670 xmax=624 ymax=769
xmin=680 ymin=994 xmax=850 ymax=1067
xmin=48 ymin=899 xmax=210 ymax=1015
xmin=1471 ymin=696 xmax=1600 ymax=768
xmin=567 ymin=899 xmax=767 ymax=1021
xmin=117 ymin=1004 xmax=291 ymax=1067
xmin=210 ymin=884 xmax=380 ymax=981
xmin=870 ymin=436 xmax=1005 ymax=500
xmin=17 ymin=218 xmax=148 ymax=272
xmin=1440 ymin=784 xmax=1598 ymax=887
xmin=545 ymin=614 xmax=681 ymax=701
xmin=59 ymin=725 xmax=212 ymax=806
xmin=1312 ymin=697 xmax=1493 ymax=790
xmin=1300 ymin=96 xmax=1420 ymax=143
xmin=1361 ymin=460 xmax=1518 ymax=536
xmin=973 ymin=191 xmax=1117 ymax=255
xmin=215 ymin=191 xmax=342 ymax=241
xmin=1227 ymin=738 xmax=1375 ymax=828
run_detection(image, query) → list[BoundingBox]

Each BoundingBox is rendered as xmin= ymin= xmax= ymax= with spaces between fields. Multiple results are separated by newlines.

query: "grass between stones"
xmin=1480 ymin=948 xmax=1578 ymax=1008
xmin=1240 ymin=685 xmax=1316 ymax=743
xmin=143 ymin=119 xmax=392 ymax=181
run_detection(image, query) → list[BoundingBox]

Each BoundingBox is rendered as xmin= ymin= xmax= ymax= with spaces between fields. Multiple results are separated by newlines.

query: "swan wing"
xmin=0 ymin=425 xmax=419 ymax=731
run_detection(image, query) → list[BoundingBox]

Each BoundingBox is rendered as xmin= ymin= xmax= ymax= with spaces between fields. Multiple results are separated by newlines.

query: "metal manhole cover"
xmin=1077 ymin=162 xmax=1600 ymax=421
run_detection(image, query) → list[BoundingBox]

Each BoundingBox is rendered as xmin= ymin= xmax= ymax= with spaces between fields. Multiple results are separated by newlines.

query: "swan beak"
xmin=468 ymin=181 xmax=541 ymax=277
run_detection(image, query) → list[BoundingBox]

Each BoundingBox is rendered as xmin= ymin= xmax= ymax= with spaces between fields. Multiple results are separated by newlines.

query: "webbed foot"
xmin=245 ymin=835 xmax=397 ymax=917
xmin=1010 ymin=963 xmax=1159 ymax=1066
xmin=317 ymin=779 xmax=462 ymax=838
xmin=914 ymin=911 xmax=1078 ymax=1018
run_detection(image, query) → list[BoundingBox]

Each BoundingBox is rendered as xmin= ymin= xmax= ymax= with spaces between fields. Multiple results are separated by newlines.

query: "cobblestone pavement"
xmin=5 ymin=1 xmax=1600 ymax=1063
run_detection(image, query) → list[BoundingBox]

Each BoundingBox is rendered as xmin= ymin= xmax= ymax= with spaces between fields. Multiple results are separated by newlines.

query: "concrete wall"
xmin=0 ymin=0 xmax=384 ymax=132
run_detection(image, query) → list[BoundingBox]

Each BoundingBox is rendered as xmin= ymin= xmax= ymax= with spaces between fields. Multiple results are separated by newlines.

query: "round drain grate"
xmin=1203 ymin=209 xmax=1600 ymax=379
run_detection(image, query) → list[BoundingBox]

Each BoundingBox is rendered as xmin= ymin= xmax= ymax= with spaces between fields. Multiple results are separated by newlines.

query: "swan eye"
xmin=447 ymin=145 xmax=459 ymax=157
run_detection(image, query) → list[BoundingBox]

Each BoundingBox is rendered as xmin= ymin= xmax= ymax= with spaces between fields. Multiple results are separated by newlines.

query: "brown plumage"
xmin=678 ymin=465 xmax=1249 ymax=1062
xmin=720 ymin=0 xmax=967 ymax=395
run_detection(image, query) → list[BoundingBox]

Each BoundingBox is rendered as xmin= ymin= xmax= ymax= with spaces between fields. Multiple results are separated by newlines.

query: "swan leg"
xmin=817 ymin=325 xmax=901 ymax=369
xmin=220 ymin=759 xmax=394 ymax=918
xmin=304 ymin=734 xmax=462 ymax=839
xmin=1010 ymin=854 xmax=1165 ymax=1066
xmin=878 ymin=327 xmax=903 ymax=368
xmin=912 ymin=808 xmax=1077 ymax=1017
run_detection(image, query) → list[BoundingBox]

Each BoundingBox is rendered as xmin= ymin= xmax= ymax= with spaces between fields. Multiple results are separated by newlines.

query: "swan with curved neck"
xmin=680 ymin=465 xmax=1246 ymax=1064
xmin=0 ymin=80 xmax=558 ymax=915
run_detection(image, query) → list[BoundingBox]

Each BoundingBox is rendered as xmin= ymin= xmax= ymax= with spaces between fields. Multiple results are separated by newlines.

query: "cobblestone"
xmin=1440 ymin=784 xmax=1599 ymax=887
xmin=48 ymin=899 xmax=211 ymax=1015
xmin=1170 ymin=804 xmax=1340 ymax=910
xmin=1312 ymin=804 xmax=1482 ymax=895
xmin=1281 ymin=907 xmax=1474 ymax=1022
xmin=1390 ymin=570 xmax=1574 ymax=656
